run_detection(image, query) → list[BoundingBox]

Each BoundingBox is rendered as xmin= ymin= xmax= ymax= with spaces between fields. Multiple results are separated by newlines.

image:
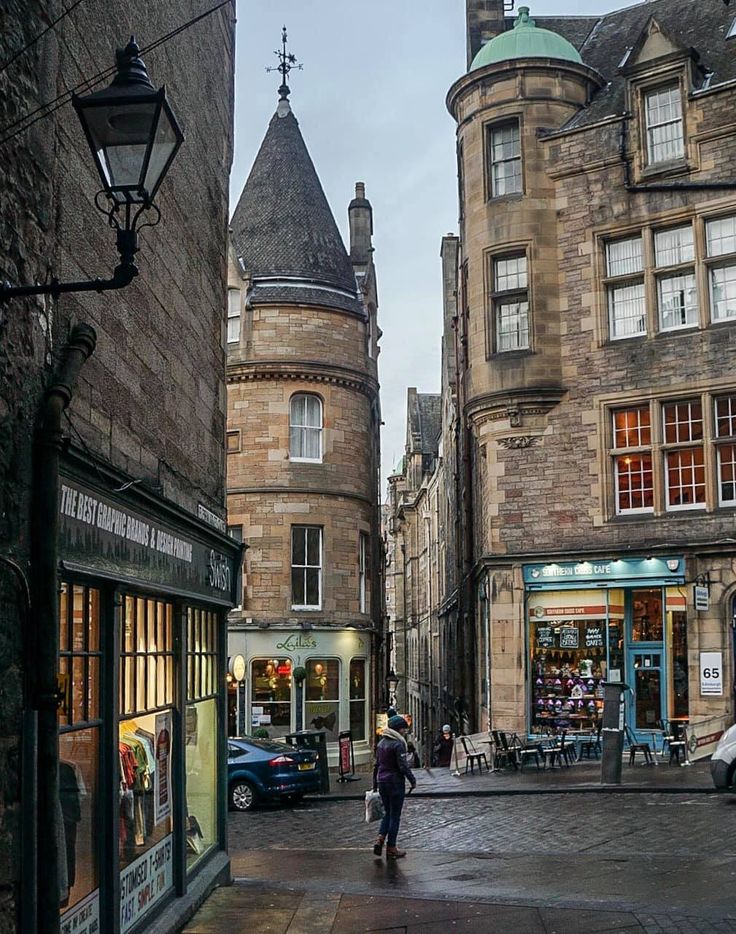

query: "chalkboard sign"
xmin=585 ymin=625 xmax=604 ymax=648
xmin=559 ymin=626 xmax=579 ymax=648
xmin=536 ymin=627 xmax=554 ymax=648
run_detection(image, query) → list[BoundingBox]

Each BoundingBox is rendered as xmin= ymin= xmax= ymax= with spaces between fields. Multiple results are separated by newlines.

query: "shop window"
xmin=187 ymin=607 xmax=218 ymax=702
xmin=662 ymin=399 xmax=705 ymax=510
xmin=251 ymin=658 xmax=292 ymax=739
xmin=59 ymin=584 xmax=101 ymax=922
xmin=289 ymin=393 xmax=322 ymax=462
xmin=631 ymin=589 xmax=663 ymax=642
xmin=305 ymin=659 xmax=339 ymax=742
xmin=227 ymin=288 xmax=241 ymax=343
xmin=490 ymin=253 xmax=529 ymax=353
xmin=644 ymin=84 xmax=684 ymax=165
xmin=349 ymin=658 xmax=367 ymax=741
xmin=668 ymin=608 xmax=689 ymax=719
xmin=606 ymin=237 xmax=645 ymax=339
xmin=612 ymin=406 xmax=653 ymax=514
xmin=185 ymin=699 xmax=217 ymax=869
xmin=487 ymin=120 xmax=522 ymax=198
xmin=119 ymin=595 xmax=174 ymax=934
xmin=291 ymin=525 xmax=322 ymax=609
xmin=359 ymin=532 xmax=367 ymax=614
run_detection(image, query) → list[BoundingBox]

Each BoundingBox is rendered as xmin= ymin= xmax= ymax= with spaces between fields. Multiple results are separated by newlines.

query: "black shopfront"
xmin=54 ymin=452 xmax=239 ymax=934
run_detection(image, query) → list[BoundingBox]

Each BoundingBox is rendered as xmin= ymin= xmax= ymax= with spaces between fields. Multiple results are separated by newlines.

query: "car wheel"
xmin=230 ymin=780 xmax=257 ymax=811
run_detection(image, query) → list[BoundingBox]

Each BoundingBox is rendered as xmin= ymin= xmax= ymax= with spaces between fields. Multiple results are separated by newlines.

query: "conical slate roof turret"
xmin=231 ymin=101 xmax=362 ymax=315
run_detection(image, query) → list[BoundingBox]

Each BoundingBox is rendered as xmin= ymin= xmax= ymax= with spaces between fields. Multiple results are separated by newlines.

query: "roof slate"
xmin=230 ymin=104 xmax=359 ymax=300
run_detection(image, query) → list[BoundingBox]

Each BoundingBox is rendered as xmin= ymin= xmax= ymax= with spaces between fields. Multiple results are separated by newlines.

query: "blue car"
xmin=227 ymin=737 xmax=321 ymax=811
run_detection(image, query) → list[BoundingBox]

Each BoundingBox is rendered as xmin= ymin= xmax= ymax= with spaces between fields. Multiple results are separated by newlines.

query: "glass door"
xmin=626 ymin=588 xmax=666 ymax=742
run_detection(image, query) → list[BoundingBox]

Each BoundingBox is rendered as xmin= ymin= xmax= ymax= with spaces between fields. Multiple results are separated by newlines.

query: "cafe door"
xmin=626 ymin=588 xmax=666 ymax=742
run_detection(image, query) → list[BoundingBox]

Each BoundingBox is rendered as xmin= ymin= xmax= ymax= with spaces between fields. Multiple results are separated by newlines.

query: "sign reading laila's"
xmin=59 ymin=476 xmax=237 ymax=604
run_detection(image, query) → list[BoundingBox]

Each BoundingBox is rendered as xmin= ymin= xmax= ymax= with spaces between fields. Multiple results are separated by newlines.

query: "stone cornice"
xmin=227 ymin=486 xmax=374 ymax=507
xmin=465 ymin=386 xmax=565 ymax=430
xmin=227 ymin=360 xmax=380 ymax=399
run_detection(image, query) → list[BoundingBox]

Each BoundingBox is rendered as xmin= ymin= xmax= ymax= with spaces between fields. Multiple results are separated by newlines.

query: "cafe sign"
xmin=524 ymin=557 xmax=685 ymax=585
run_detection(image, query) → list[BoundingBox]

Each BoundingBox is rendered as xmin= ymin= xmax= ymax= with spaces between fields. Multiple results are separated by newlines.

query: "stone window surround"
xmin=226 ymin=429 xmax=241 ymax=453
xmin=484 ymin=115 xmax=524 ymax=201
xmin=599 ymin=209 xmax=736 ymax=343
xmin=289 ymin=392 xmax=324 ymax=463
xmin=606 ymin=390 xmax=736 ymax=517
xmin=227 ymin=287 xmax=241 ymax=344
xmin=628 ymin=61 xmax=694 ymax=181
xmin=486 ymin=245 xmax=532 ymax=356
xmin=291 ymin=524 xmax=323 ymax=611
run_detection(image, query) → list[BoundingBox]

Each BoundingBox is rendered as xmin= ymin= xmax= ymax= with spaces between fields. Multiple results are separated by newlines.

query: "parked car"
xmin=710 ymin=724 xmax=736 ymax=790
xmin=227 ymin=736 xmax=321 ymax=811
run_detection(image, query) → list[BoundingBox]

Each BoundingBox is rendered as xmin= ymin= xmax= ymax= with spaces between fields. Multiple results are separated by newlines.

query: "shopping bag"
xmin=364 ymin=790 xmax=384 ymax=823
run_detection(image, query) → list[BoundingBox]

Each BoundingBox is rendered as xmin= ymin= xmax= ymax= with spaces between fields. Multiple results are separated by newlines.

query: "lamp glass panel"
xmin=80 ymin=99 xmax=158 ymax=200
xmin=143 ymin=104 xmax=180 ymax=200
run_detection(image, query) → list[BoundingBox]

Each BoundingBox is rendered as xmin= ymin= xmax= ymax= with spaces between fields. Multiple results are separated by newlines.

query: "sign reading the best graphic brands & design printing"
xmin=59 ymin=476 xmax=236 ymax=603
xmin=120 ymin=833 xmax=173 ymax=934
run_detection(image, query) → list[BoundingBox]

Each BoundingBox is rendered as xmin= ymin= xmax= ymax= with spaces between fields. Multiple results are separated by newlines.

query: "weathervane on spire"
xmin=266 ymin=26 xmax=302 ymax=100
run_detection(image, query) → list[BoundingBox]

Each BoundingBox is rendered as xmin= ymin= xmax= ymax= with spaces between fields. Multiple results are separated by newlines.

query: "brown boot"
xmin=386 ymin=846 xmax=406 ymax=860
xmin=372 ymin=835 xmax=385 ymax=856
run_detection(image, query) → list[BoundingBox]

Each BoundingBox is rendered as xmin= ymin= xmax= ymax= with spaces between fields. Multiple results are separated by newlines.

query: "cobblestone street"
xmin=178 ymin=791 xmax=736 ymax=932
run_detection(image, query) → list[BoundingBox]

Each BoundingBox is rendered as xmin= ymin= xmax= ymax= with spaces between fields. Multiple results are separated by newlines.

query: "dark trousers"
xmin=377 ymin=781 xmax=405 ymax=847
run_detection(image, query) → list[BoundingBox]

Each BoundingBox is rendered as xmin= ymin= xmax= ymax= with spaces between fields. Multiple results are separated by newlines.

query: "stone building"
xmin=441 ymin=0 xmax=736 ymax=752
xmin=1 ymin=3 xmax=237 ymax=932
xmin=225 ymin=82 xmax=382 ymax=766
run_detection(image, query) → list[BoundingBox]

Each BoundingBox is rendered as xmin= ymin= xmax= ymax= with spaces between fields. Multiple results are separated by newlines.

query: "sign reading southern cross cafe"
xmin=59 ymin=474 xmax=238 ymax=605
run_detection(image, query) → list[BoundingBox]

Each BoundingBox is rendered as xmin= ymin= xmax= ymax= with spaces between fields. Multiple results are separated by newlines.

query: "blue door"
xmin=625 ymin=588 xmax=666 ymax=743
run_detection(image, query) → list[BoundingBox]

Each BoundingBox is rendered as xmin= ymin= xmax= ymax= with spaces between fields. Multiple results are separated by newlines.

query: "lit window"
xmin=488 ymin=121 xmax=522 ymax=197
xmin=289 ymin=394 xmax=322 ymax=462
xmin=612 ymin=407 xmax=653 ymax=514
xmin=662 ymin=400 xmax=705 ymax=510
xmin=227 ymin=288 xmax=241 ymax=343
xmin=606 ymin=237 xmax=645 ymax=339
xmin=645 ymin=85 xmax=684 ymax=165
xmin=491 ymin=253 xmax=529 ymax=352
xmin=706 ymin=216 xmax=736 ymax=322
xmin=291 ymin=526 xmax=322 ymax=609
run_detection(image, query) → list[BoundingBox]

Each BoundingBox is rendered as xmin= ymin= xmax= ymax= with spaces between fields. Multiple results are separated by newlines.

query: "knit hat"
xmin=442 ymin=724 xmax=451 ymax=733
xmin=388 ymin=715 xmax=409 ymax=732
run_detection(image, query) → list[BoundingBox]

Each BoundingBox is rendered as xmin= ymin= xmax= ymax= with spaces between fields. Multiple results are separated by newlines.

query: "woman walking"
xmin=372 ymin=715 xmax=416 ymax=860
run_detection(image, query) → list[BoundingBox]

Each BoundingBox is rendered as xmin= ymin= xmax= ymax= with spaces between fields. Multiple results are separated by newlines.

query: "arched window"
xmin=290 ymin=394 xmax=322 ymax=462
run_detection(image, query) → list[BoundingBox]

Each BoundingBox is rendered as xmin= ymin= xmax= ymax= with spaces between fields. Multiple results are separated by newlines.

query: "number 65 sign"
xmin=700 ymin=652 xmax=723 ymax=696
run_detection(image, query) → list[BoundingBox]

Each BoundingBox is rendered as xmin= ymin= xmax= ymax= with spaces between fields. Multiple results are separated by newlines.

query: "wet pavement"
xmin=181 ymin=786 xmax=736 ymax=933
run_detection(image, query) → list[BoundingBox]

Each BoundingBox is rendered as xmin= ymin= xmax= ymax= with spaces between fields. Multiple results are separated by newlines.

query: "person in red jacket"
xmin=372 ymin=716 xmax=416 ymax=860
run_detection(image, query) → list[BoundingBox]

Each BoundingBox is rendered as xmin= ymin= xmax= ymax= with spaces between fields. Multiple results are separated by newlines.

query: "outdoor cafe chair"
xmin=461 ymin=735 xmax=489 ymax=774
xmin=659 ymin=719 xmax=686 ymax=764
xmin=491 ymin=730 xmax=520 ymax=771
xmin=510 ymin=733 xmax=542 ymax=771
xmin=624 ymin=724 xmax=655 ymax=765
xmin=541 ymin=730 xmax=569 ymax=769
xmin=578 ymin=722 xmax=603 ymax=760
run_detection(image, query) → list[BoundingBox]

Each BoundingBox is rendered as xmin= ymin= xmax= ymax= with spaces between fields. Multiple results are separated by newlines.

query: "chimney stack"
xmin=466 ymin=0 xmax=507 ymax=69
xmin=348 ymin=181 xmax=373 ymax=267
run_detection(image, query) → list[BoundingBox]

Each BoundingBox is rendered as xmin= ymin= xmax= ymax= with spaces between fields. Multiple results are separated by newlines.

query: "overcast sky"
xmin=231 ymin=1 xmax=638 ymax=494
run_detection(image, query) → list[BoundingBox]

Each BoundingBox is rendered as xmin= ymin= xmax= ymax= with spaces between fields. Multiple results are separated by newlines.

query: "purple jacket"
xmin=375 ymin=735 xmax=416 ymax=787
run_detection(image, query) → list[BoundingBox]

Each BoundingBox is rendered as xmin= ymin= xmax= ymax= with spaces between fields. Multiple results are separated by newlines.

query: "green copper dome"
xmin=469 ymin=7 xmax=582 ymax=71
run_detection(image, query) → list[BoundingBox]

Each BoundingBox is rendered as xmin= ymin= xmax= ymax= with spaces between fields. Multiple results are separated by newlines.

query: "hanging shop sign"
xmin=700 ymin=652 xmax=723 ymax=696
xmin=523 ymin=557 xmax=685 ymax=585
xmin=228 ymin=654 xmax=246 ymax=681
xmin=59 ymin=474 xmax=238 ymax=604
xmin=120 ymin=833 xmax=173 ymax=934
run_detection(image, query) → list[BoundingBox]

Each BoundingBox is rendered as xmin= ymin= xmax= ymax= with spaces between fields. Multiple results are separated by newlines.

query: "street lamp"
xmin=0 ymin=37 xmax=183 ymax=303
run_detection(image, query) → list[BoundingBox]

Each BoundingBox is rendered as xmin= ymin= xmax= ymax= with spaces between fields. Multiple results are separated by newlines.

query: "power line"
xmin=0 ymin=0 xmax=234 ymax=148
xmin=0 ymin=0 xmax=89 ymax=77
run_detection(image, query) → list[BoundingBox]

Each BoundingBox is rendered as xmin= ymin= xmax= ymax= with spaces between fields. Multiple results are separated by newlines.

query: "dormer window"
xmin=645 ymin=84 xmax=684 ymax=165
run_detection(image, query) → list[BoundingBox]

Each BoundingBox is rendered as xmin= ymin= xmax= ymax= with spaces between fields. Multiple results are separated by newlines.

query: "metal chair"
xmin=461 ymin=735 xmax=489 ymax=774
xmin=624 ymin=724 xmax=654 ymax=765
xmin=490 ymin=730 xmax=515 ymax=771
xmin=578 ymin=722 xmax=603 ymax=760
xmin=541 ymin=730 xmax=568 ymax=769
xmin=660 ymin=719 xmax=687 ymax=764
xmin=510 ymin=734 xmax=542 ymax=772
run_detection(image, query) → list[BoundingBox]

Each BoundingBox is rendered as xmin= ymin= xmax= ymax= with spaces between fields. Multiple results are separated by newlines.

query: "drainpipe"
xmin=31 ymin=323 xmax=96 ymax=934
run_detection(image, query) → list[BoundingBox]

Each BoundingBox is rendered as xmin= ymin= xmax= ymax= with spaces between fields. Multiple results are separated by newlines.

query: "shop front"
xmin=57 ymin=453 xmax=239 ymax=934
xmin=227 ymin=628 xmax=372 ymax=765
xmin=524 ymin=557 xmax=690 ymax=744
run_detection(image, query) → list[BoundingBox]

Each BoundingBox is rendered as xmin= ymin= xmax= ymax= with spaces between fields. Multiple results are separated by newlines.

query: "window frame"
xmin=358 ymin=532 xmax=367 ymax=614
xmin=605 ymin=236 xmax=646 ymax=340
xmin=289 ymin=393 xmax=323 ymax=464
xmin=705 ymin=215 xmax=736 ymax=323
xmin=227 ymin=288 xmax=241 ymax=344
xmin=644 ymin=83 xmax=685 ymax=167
xmin=486 ymin=119 xmax=523 ymax=199
xmin=489 ymin=251 xmax=530 ymax=354
xmin=291 ymin=525 xmax=323 ymax=611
